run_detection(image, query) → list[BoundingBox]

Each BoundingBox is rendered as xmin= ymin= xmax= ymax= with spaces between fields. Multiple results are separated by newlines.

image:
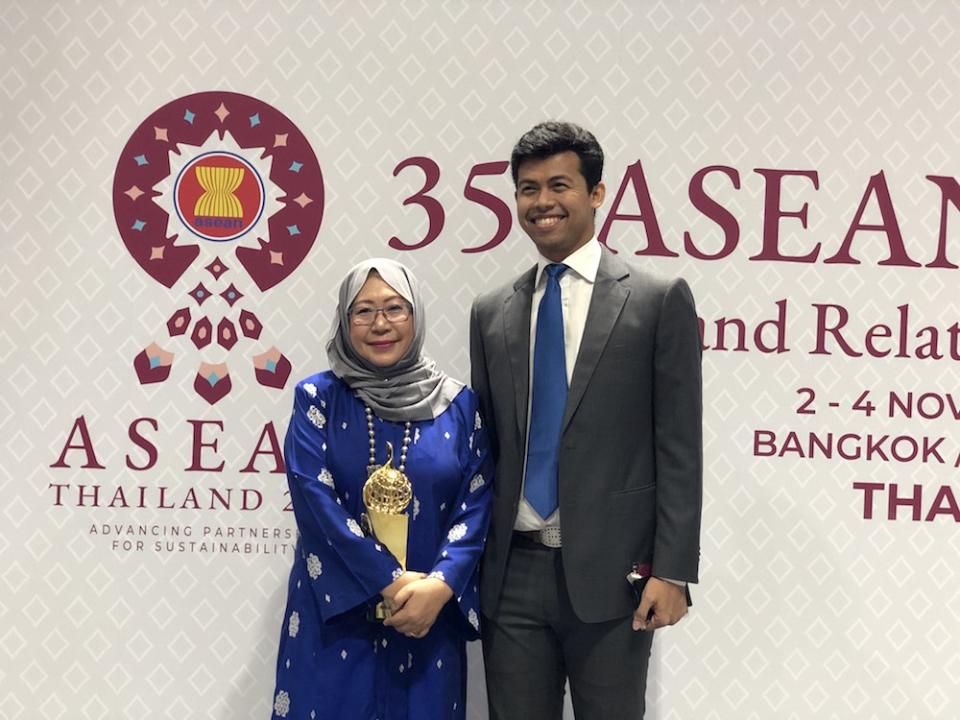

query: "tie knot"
xmin=545 ymin=263 xmax=568 ymax=280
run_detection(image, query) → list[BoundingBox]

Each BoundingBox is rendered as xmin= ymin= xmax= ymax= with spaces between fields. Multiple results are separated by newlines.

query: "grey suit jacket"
xmin=470 ymin=248 xmax=702 ymax=623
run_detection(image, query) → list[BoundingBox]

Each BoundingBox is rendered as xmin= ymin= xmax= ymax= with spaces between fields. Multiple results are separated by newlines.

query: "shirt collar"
xmin=535 ymin=237 xmax=601 ymax=287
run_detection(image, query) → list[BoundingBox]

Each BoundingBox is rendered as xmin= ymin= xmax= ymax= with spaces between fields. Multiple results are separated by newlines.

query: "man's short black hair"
xmin=510 ymin=121 xmax=604 ymax=191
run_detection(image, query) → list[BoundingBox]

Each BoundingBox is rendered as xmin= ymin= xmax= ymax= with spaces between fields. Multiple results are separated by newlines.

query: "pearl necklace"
xmin=364 ymin=405 xmax=412 ymax=476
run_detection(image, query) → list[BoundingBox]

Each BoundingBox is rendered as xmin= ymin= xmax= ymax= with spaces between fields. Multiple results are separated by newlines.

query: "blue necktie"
xmin=524 ymin=263 xmax=568 ymax=519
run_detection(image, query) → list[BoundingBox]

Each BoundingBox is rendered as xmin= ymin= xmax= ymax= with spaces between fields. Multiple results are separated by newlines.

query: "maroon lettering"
xmin=925 ymin=175 xmax=960 ymax=268
xmin=825 ymin=171 xmax=920 ymax=267
xmin=185 ymin=420 xmax=225 ymax=472
xmin=749 ymin=169 xmax=820 ymax=262
xmin=126 ymin=417 xmax=159 ymax=471
xmin=240 ymin=422 xmax=285 ymax=474
xmin=598 ymin=160 xmax=677 ymax=256
xmin=683 ymin=165 xmax=741 ymax=260
xmin=388 ymin=156 xmax=445 ymax=250
xmin=925 ymin=485 xmax=960 ymax=521
xmin=853 ymin=481 xmax=885 ymax=519
xmin=755 ymin=299 xmax=789 ymax=353
xmin=242 ymin=488 xmax=263 ymax=510
xmin=51 ymin=416 xmax=106 ymax=469
xmin=461 ymin=161 xmax=512 ymax=253
xmin=49 ymin=483 xmax=70 ymax=506
xmin=811 ymin=303 xmax=863 ymax=356
xmin=888 ymin=483 xmax=923 ymax=521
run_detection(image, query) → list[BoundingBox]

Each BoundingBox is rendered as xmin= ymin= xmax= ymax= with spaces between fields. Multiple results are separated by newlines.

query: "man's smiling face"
xmin=515 ymin=150 xmax=605 ymax=263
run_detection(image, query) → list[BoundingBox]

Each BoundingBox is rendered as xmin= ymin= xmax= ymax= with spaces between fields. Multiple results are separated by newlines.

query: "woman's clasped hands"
xmin=381 ymin=571 xmax=454 ymax=639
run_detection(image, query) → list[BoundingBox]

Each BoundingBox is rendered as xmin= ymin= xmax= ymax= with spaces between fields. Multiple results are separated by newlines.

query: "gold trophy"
xmin=362 ymin=441 xmax=412 ymax=620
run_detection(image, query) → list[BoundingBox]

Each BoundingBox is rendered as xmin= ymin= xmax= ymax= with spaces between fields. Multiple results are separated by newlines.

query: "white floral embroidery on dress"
xmin=447 ymin=523 xmax=467 ymax=542
xmin=341 ymin=649 xmax=348 ymax=660
xmin=474 ymin=411 xmax=482 ymax=430
xmin=306 ymin=405 xmax=325 ymax=429
xmin=288 ymin=611 xmax=300 ymax=637
xmin=303 ymin=382 xmax=317 ymax=398
xmin=274 ymin=690 xmax=290 ymax=717
xmin=444 ymin=431 xmax=450 ymax=439
xmin=413 ymin=496 xmax=420 ymax=520
xmin=469 ymin=474 xmax=484 ymax=493
xmin=391 ymin=567 xmax=403 ymax=581
xmin=317 ymin=468 xmax=335 ymax=489
xmin=414 ymin=428 xmax=420 ymax=444
xmin=468 ymin=608 xmax=480 ymax=631
xmin=428 ymin=570 xmax=445 ymax=581
xmin=346 ymin=518 xmax=364 ymax=537
xmin=306 ymin=554 xmax=322 ymax=579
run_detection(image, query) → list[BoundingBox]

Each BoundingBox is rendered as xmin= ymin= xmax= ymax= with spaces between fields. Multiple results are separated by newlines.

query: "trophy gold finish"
xmin=362 ymin=441 xmax=412 ymax=620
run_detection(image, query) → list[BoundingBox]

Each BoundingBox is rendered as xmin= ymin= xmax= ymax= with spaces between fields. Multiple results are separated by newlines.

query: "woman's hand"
xmin=383 ymin=577 xmax=453 ymax=638
xmin=381 ymin=571 xmax=425 ymax=611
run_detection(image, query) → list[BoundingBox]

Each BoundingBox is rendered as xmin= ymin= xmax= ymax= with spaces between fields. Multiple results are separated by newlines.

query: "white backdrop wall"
xmin=3 ymin=2 xmax=960 ymax=718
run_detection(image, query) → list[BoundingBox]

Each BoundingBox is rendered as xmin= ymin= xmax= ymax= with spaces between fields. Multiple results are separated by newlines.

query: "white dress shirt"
xmin=514 ymin=239 xmax=601 ymax=532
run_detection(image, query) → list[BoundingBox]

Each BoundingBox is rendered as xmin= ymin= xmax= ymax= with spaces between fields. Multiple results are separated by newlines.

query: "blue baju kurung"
xmin=271 ymin=371 xmax=493 ymax=720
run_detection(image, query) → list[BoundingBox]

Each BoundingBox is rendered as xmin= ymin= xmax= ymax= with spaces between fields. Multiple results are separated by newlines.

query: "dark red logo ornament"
xmin=113 ymin=91 xmax=323 ymax=403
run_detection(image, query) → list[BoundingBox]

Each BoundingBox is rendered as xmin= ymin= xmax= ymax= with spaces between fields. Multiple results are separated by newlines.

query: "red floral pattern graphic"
xmin=114 ymin=91 xmax=323 ymax=403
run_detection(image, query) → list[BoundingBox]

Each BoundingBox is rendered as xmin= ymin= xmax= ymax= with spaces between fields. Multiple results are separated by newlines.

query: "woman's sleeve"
xmin=427 ymin=395 xmax=494 ymax=635
xmin=285 ymin=381 xmax=403 ymax=622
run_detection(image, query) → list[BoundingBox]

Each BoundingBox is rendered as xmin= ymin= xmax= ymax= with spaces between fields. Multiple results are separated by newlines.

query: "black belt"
xmin=512 ymin=529 xmax=562 ymax=549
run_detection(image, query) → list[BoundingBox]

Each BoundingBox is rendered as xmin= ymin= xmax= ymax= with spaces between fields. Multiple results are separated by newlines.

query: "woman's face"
xmin=347 ymin=272 xmax=415 ymax=368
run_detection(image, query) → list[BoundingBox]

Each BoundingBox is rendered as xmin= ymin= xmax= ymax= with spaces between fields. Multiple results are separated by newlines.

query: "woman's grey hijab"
xmin=326 ymin=258 xmax=464 ymax=422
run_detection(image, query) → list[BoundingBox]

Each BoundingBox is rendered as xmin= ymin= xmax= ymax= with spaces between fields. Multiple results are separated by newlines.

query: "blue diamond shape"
xmin=266 ymin=359 xmax=277 ymax=372
xmin=289 ymin=161 xmax=303 ymax=172
xmin=149 ymin=355 xmax=161 ymax=369
xmin=207 ymin=372 xmax=219 ymax=385
xmin=287 ymin=224 xmax=300 ymax=236
xmin=132 ymin=219 xmax=146 ymax=231
xmin=134 ymin=154 xmax=148 ymax=166
xmin=184 ymin=109 xmax=195 ymax=123
xmin=249 ymin=113 xmax=261 ymax=127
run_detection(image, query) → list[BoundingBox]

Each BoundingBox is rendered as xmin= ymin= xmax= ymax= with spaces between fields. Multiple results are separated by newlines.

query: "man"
xmin=470 ymin=121 xmax=702 ymax=719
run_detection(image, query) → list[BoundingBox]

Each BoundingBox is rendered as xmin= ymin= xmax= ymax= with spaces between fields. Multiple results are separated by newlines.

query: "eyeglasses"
xmin=349 ymin=303 xmax=411 ymax=326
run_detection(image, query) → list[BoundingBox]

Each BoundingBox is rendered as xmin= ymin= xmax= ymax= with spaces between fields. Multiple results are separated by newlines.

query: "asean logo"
xmin=112 ymin=91 xmax=323 ymax=404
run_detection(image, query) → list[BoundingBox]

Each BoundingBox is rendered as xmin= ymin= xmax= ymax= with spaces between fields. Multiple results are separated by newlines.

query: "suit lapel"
xmin=562 ymin=251 xmax=630 ymax=433
xmin=503 ymin=266 xmax=537 ymax=440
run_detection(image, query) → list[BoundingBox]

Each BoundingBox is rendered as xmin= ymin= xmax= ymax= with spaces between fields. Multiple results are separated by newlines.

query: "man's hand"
xmin=383 ymin=577 xmax=453 ymax=638
xmin=381 ymin=571 xmax=425 ymax=611
xmin=633 ymin=577 xmax=687 ymax=631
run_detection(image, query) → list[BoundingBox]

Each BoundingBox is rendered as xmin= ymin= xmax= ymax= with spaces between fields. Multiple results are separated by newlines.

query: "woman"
xmin=271 ymin=259 xmax=493 ymax=720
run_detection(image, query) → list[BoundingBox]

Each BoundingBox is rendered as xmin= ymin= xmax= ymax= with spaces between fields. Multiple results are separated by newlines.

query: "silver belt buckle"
xmin=538 ymin=526 xmax=562 ymax=548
